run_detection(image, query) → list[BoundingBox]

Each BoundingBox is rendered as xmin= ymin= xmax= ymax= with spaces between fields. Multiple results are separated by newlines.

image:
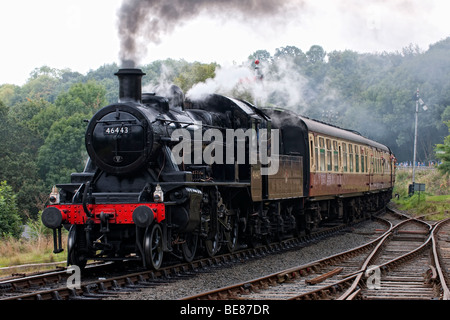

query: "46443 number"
xmin=104 ymin=126 xmax=130 ymax=135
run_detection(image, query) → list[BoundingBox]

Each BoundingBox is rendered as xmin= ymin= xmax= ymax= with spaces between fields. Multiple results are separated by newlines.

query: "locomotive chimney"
xmin=115 ymin=68 xmax=146 ymax=103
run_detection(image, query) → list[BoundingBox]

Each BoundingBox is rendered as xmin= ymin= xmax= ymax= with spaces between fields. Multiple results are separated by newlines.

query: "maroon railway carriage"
xmin=265 ymin=108 xmax=394 ymax=230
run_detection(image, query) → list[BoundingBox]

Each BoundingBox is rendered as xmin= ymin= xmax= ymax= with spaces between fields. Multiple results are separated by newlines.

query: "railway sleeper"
xmin=82 ymin=284 xmax=115 ymax=299
xmin=68 ymin=288 xmax=99 ymax=300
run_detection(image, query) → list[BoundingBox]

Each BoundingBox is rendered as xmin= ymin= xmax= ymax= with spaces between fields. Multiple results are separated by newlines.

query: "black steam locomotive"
xmin=42 ymin=68 xmax=395 ymax=269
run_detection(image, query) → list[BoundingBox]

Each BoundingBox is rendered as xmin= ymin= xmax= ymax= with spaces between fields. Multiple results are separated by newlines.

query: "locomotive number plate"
xmin=104 ymin=126 xmax=131 ymax=135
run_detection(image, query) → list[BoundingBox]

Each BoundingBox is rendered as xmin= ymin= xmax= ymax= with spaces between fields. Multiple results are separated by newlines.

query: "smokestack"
xmin=115 ymin=68 xmax=146 ymax=103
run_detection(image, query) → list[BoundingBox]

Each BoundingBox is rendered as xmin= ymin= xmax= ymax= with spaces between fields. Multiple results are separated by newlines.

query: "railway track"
xmin=343 ymin=216 xmax=450 ymax=300
xmin=5 ymin=206 xmax=446 ymax=301
xmin=341 ymin=218 xmax=433 ymax=300
xmin=182 ymin=215 xmax=396 ymax=300
xmin=0 ymin=220 xmax=351 ymax=300
xmin=183 ymin=207 xmax=450 ymax=301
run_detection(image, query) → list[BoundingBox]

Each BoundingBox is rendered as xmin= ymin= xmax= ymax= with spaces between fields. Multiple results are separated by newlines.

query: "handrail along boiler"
xmin=41 ymin=68 xmax=395 ymax=269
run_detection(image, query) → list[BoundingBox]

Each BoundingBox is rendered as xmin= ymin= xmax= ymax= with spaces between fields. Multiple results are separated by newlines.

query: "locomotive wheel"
xmin=144 ymin=223 xmax=164 ymax=269
xmin=203 ymin=187 xmax=221 ymax=257
xmin=181 ymin=233 xmax=198 ymax=262
xmin=205 ymin=232 xmax=221 ymax=257
xmin=224 ymin=210 xmax=239 ymax=253
xmin=67 ymin=225 xmax=87 ymax=270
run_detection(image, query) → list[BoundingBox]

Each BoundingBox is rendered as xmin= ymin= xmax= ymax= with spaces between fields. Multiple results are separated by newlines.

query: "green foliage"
xmin=174 ymin=62 xmax=218 ymax=92
xmin=393 ymin=193 xmax=450 ymax=220
xmin=0 ymin=80 xmax=107 ymax=220
xmin=0 ymin=84 xmax=20 ymax=106
xmin=393 ymin=169 xmax=450 ymax=219
xmin=248 ymin=49 xmax=272 ymax=64
xmin=0 ymin=181 xmax=22 ymax=238
xmin=394 ymin=168 xmax=450 ymax=197
xmin=37 ymin=113 xmax=90 ymax=186
xmin=306 ymin=45 xmax=326 ymax=64
xmin=436 ymin=121 xmax=450 ymax=174
xmin=26 ymin=211 xmax=53 ymax=239
xmin=55 ymin=81 xmax=107 ymax=116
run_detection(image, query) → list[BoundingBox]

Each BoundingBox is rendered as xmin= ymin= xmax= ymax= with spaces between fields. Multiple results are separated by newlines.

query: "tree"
xmin=0 ymin=84 xmax=20 ymax=106
xmin=174 ymin=62 xmax=218 ymax=93
xmin=327 ymin=50 xmax=362 ymax=98
xmin=54 ymin=81 xmax=107 ymax=116
xmin=37 ymin=113 xmax=89 ymax=186
xmin=304 ymin=45 xmax=327 ymax=84
xmin=0 ymin=100 xmax=10 ymax=161
xmin=436 ymin=121 xmax=450 ymax=174
xmin=0 ymin=98 xmax=47 ymax=221
xmin=21 ymin=74 xmax=60 ymax=103
xmin=1 ymin=153 xmax=46 ymax=220
xmin=274 ymin=45 xmax=304 ymax=59
xmin=0 ymin=181 xmax=22 ymax=238
xmin=248 ymin=50 xmax=272 ymax=64
xmin=306 ymin=45 xmax=326 ymax=64
xmin=442 ymin=106 xmax=450 ymax=122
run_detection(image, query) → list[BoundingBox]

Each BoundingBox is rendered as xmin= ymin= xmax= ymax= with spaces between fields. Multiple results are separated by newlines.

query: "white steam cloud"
xmin=187 ymin=58 xmax=310 ymax=111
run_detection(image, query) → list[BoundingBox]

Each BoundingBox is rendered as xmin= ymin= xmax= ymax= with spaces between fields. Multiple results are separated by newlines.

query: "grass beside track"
xmin=393 ymin=168 xmax=450 ymax=220
xmin=0 ymin=235 xmax=67 ymax=275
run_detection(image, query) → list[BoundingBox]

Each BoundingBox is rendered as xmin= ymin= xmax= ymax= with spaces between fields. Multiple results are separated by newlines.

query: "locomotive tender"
xmin=42 ymin=68 xmax=395 ymax=269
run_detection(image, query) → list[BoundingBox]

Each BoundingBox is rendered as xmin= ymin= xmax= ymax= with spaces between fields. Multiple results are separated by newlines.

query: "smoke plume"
xmin=186 ymin=57 xmax=310 ymax=112
xmin=117 ymin=0 xmax=304 ymax=67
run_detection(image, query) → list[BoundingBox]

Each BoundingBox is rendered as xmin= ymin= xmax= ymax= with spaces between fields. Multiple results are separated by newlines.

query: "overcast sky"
xmin=0 ymin=0 xmax=449 ymax=85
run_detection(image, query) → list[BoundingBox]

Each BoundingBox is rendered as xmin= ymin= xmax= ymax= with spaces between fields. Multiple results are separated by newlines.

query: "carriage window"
xmin=385 ymin=153 xmax=390 ymax=171
xmin=361 ymin=147 xmax=365 ymax=173
xmin=314 ymin=139 xmax=319 ymax=171
xmin=349 ymin=144 xmax=354 ymax=172
xmin=333 ymin=141 xmax=339 ymax=172
xmin=376 ymin=152 xmax=380 ymax=173
xmin=326 ymin=139 xmax=332 ymax=171
xmin=378 ymin=152 xmax=382 ymax=173
xmin=319 ymin=137 xmax=325 ymax=171
xmin=364 ymin=150 xmax=368 ymax=173
xmin=374 ymin=152 xmax=377 ymax=173
xmin=373 ymin=151 xmax=377 ymax=173
xmin=311 ymin=136 xmax=317 ymax=171
xmin=370 ymin=149 xmax=375 ymax=173
xmin=355 ymin=146 xmax=360 ymax=173
xmin=342 ymin=143 xmax=348 ymax=172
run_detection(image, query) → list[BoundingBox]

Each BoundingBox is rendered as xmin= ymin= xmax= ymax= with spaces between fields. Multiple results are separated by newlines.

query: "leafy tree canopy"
xmin=0 ymin=181 xmax=22 ymax=238
xmin=436 ymin=121 xmax=450 ymax=174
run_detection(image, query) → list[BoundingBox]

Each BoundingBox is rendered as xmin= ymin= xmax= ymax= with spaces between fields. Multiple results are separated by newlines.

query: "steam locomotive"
xmin=42 ymin=68 xmax=395 ymax=270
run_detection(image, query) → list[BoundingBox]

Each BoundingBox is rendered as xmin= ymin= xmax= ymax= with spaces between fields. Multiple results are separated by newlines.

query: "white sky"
xmin=0 ymin=0 xmax=449 ymax=85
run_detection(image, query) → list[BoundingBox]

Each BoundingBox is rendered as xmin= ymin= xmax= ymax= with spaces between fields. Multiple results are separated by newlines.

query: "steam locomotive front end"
xmin=86 ymin=68 xmax=155 ymax=175
xmin=41 ymin=68 xmax=171 ymax=269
